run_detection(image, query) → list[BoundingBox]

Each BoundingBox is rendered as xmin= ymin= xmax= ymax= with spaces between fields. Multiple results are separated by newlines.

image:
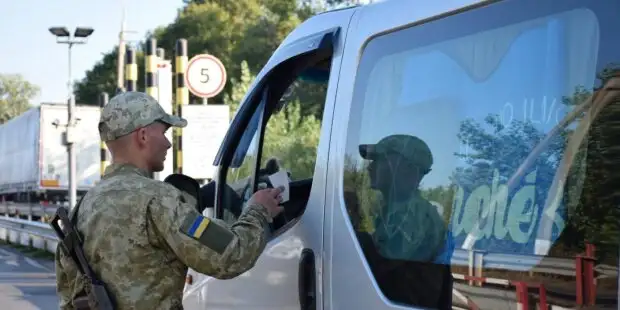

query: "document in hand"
xmin=268 ymin=170 xmax=290 ymax=203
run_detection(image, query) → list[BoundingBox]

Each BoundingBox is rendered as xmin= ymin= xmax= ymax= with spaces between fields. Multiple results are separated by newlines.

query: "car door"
xmin=182 ymin=23 xmax=347 ymax=310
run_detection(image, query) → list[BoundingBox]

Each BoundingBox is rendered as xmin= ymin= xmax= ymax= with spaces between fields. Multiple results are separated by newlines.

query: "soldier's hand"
xmin=248 ymin=186 xmax=285 ymax=219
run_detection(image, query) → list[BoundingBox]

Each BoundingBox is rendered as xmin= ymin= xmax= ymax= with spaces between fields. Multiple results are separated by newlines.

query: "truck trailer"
xmin=0 ymin=103 xmax=104 ymax=205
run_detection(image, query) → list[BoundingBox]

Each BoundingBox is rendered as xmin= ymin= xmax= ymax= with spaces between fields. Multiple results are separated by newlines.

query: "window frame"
xmin=212 ymin=27 xmax=341 ymax=221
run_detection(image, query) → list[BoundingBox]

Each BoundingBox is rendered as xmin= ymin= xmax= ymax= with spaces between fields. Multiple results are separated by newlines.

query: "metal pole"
xmin=116 ymin=5 xmax=127 ymax=93
xmin=174 ymin=39 xmax=188 ymax=175
xmin=67 ymin=42 xmax=77 ymax=210
xmin=146 ymin=38 xmax=158 ymax=180
xmin=99 ymin=92 xmax=110 ymax=177
xmin=125 ymin=46 xmax=137 ymax=91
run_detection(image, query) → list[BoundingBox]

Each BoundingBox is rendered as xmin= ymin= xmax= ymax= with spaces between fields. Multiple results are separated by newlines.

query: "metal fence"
xmin=0 ymin=216 xmax=58 ymax=253
xmin=0 ymin=215 xmax=617 ymax=309
xmin=0 ymin=202 xmax=59 ymax=219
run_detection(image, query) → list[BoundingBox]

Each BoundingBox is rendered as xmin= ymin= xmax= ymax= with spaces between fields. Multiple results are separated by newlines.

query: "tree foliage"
xmin=74 ymin=0 xmax=323 ymax=109
xmin=0 ymin=74 xmax=39 ymax=125
xmin=450 ymin=64 xmax=620 ymax=261
xmin=223 ymin=60 xmax=323 ymax=185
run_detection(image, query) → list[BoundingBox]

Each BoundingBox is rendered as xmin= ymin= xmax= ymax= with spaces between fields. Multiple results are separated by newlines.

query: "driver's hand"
xmin=248 ymin=186 xmax=285 ymax=221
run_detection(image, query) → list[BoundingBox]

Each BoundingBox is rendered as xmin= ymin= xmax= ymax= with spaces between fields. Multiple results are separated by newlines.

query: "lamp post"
xmin=48 ymin=26 xmax=94 ymax=210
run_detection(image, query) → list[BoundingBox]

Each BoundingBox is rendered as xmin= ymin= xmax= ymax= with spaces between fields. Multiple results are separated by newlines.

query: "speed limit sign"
xmin=185 ymin=54 xmax=227 ymax=98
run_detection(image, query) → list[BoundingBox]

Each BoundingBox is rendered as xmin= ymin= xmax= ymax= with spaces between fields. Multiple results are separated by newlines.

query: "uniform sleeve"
xmin=147 ymin=188 xmax=271 ymax=279
xmin=55 ymin=245 xmax=76 ymax=310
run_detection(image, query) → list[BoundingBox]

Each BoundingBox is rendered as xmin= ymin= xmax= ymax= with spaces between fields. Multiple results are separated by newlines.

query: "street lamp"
xmin=48 ymin=26 xmax=94 ymax=210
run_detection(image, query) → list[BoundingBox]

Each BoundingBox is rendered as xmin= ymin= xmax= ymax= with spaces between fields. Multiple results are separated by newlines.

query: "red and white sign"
xmin=185 ymin=54 xmax=227 ymax=98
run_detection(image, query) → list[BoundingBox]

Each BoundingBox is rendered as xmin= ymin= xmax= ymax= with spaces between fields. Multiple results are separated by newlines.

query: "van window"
xmin=342 ymin=1 xmax=619 ymax=309
xmin=222 ymin=66 xmax=329 ymax=224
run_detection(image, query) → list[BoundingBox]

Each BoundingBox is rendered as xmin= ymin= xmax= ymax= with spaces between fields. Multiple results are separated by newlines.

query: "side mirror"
xmin=200 ymin=180 xmax=246 ymax=219
xmin=164 ymin=173 xmax=201 ymax=212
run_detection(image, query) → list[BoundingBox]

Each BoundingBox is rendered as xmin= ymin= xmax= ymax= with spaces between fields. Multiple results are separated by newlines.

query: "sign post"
xmin=181 ymin=53 xmax=230 ymax=200
xmin=155 ymin=59 xmax=173 ymax=181
xmin=185 ymin=54 xmax=227 ymax=103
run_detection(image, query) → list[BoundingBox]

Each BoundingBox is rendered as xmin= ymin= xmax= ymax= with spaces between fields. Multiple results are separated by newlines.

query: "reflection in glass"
xmin=342 ymin=2 xmax=619 ymax=309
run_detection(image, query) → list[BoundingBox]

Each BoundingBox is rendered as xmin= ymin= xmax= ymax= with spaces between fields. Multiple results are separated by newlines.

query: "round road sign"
xmin=185 ymin=54 xmax=227 ymax=98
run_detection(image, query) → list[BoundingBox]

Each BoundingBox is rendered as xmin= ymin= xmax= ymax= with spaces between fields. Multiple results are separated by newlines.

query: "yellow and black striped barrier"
xmin=174 ymin=39 xmax=188 ymax=174
xmin=99 ymin=92 xmax=109 ymax=177
xmin=145 ymin=38 xmax=157 ymax=99
xmin=145 ymin=39 xmax=158 ymax=179
xmin=125 ymin=46 xmax=137 ymax=92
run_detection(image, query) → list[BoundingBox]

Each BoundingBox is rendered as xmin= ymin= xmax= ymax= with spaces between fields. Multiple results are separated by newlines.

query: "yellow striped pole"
xmin=145 ymin=38 xmax=157 ymax=98
xmin=174 ymin=39 xmax=188 ymax=174
xmin=125 ymin=46 xmax=137 ymax=91
xmin=99 ymin=92 xmax=109 ymax=177
xmin=145 ymin=39 xmax=158 ymax=178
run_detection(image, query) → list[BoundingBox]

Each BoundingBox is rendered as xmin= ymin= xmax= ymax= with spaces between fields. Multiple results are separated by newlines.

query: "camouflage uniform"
xmin=359 ymin=135 xmax=447 ymax=262
xmin=55 ymin=92 xmax=272 ymax=310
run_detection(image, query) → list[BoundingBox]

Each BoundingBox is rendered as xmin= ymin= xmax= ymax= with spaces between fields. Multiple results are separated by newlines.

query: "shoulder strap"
xmin=70 ymin=196 xmax=85 ymax=226
xmin=50 ymin=195 xmax=99 ymax=281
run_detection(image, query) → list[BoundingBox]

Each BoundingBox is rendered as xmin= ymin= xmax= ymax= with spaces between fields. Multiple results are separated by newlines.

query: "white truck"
xmin=0 ymin=103 xmax=104 ymax=206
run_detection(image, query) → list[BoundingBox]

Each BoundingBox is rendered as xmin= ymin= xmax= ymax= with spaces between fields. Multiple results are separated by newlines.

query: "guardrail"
xmin=0 ymin=202 xmax=59 ymax=219
xmin=0 ymin=216 xmax=617 ymax=309
xmin=1 ymin=215 xmax=617 ymax=278
xmin=0 ymin=216 xmax=58 ymax=253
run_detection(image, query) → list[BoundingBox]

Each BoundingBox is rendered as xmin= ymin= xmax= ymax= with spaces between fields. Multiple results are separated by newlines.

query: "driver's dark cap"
xmin=359 ymin=134 xmax=433 ymax=171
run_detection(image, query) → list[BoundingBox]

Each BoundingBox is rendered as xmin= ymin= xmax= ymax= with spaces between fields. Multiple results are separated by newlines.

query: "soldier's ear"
xmin=134 ymin=127 xmax=149 ymax=147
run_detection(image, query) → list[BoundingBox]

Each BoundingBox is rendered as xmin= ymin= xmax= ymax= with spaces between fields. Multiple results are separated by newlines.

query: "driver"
xmin=359 ymin=134 xmax=446 ymax=262
xmin=355 ymin=134 xmax=453 ymax=309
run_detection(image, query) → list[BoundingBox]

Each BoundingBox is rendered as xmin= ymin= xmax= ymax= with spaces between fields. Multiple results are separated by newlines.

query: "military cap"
xmin=98 ymin=91 xmax=187 ymax=141
xmin=359 ymin=134 xmax=433 ymax=171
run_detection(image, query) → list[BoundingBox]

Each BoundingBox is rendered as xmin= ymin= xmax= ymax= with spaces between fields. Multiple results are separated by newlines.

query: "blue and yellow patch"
xmin=187 ymin=216 xmax=211 ymax=239
xmin=179 ymin=213 xmax=234 ymax=254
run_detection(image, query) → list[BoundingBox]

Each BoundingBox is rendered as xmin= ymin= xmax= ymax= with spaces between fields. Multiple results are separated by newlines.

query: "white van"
xmin=183 ymin=0 xmax=620 ymax=309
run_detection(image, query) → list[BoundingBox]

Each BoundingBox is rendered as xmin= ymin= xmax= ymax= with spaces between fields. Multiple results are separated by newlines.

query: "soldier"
xmin=55 ymin=91 xmax=284 ymax=309
xmin=355 ymin=134 xmax=453 ymax=309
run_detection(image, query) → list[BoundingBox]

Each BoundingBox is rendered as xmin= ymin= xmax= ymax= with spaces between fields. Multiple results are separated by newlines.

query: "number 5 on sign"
xmin=200 ymin=68 xmax=210 ymax=83
xmin=185 ymin=54 xmax=227 ymax=98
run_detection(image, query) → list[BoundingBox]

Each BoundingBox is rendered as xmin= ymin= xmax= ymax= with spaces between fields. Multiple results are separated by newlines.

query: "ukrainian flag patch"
xmin=189 ymin=216 xmax=210 ymax=238
xmin=179 ymin=213 xmax=234 ymax=254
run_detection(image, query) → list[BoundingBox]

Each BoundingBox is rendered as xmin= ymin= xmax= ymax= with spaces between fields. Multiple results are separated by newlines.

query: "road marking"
xmin=4 ymin=260 xmax=18 ymax=267
xmin=0 ymin=248 xmax=13 ymax=257
xmin=25 ymin=257 xmax=51 ymax=272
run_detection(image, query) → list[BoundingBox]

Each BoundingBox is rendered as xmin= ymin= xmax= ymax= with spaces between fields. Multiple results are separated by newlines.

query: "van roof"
xmin=276 ymin=4 xmax=360 ymax=49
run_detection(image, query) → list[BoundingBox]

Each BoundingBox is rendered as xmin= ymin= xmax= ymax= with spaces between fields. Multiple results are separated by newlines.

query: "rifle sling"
xmin=57 ymin=195 xmax=100 ymax=282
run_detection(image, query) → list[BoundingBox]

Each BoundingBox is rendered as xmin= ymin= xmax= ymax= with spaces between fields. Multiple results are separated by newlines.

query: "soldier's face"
xmin=367 ymin=155 xmax=392 ymax=190
xmin=367 ymin=153 xmax=411 ymax=190
xmin=143 ymin=122 xmax=172 ymax=172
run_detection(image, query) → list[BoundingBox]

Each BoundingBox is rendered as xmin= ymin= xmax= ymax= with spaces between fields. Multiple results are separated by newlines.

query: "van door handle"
xmin=298 ymin=248 xmax=316 ymax=310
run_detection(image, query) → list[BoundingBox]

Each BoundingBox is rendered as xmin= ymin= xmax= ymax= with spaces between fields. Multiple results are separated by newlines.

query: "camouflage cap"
xmin=99 ymin=91 xmax=187 ymax=141
xmin=359 ymin=134 xmax=433 ymax=171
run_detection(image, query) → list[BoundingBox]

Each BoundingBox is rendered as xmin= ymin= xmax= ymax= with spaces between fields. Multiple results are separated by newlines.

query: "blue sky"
xmin=1 ymin=0 xmax=183 ymax=105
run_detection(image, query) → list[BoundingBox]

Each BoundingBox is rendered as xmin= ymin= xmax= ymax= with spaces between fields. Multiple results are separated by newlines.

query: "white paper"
xmin=268 ymin=170 xmax=289 ymax=203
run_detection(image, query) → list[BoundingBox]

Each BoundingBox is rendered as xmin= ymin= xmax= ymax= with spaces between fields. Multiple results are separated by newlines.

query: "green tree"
xmin=73 ymin=48 xmax=141 ymax=105
xmin=75 ymin=0 xmax=320 ymax=109
xmin=224 ymin=59 xmax=323 ymax=187
xmin=0 ymin=74 xmax=40 ymax=124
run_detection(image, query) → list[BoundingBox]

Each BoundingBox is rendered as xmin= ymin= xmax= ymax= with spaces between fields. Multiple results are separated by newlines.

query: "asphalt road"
xmin=0 ymin=244 xmax=58 ymax=310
